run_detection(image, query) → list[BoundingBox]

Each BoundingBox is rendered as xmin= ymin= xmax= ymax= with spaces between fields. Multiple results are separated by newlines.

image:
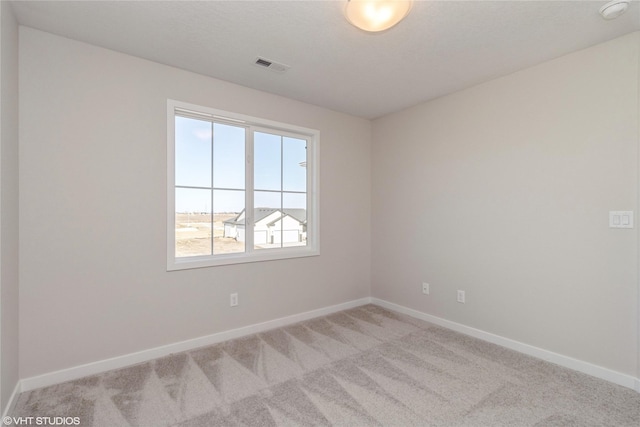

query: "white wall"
xmin=18 ymin=27 xmax=371 ymax=379
xmin=16 ymin=24 xmax=640 ymax=387
xmin=0 ymin=0 xmax=20 ymax=412
xmin=372 ymin=32 xmax=639 ymax=376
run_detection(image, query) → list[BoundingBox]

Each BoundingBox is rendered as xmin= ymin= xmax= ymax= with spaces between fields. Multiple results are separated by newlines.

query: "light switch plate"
xmin=609 ymin=211 xmax=633 ymax=229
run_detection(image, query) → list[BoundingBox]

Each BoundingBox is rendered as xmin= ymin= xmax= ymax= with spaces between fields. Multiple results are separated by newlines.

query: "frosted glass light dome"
xmin=599 ymin=0 xmax=629 ymax=20
xmin=345 ymin=0 xmax=413 ymax=32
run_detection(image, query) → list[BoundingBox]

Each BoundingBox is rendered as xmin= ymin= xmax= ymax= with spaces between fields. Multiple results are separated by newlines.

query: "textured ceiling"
xmin=10 ymin=0 xmax=640 ymax=119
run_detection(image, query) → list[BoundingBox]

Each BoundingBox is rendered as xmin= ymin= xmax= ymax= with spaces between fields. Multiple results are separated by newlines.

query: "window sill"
xmin=167 ymin=246 xmax=320 ymax=271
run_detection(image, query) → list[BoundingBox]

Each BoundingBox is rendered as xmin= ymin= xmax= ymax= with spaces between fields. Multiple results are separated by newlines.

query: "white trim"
xmin=166 ymin=100 xmax=176 ymax=270
xmin=636 ymin=29 xmax=640 ymax=394
xmin=2 ymin=381 xmax=21 ymax=418
xmin=372 ymin=298 xmax=640 ymax=392
xmin=169 ymin=246 xmax=319 ymax=270
xmin=17 ymin=297 xmax=639 ymax=394
xmin=20 ymin=297 xmax=372 ymax=392
xmin=167 ymin=99 xmax=320 ymax=271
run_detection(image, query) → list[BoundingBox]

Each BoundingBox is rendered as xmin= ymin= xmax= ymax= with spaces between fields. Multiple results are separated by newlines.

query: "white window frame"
xmin=167 ymin=99 xmax=320 ymax=270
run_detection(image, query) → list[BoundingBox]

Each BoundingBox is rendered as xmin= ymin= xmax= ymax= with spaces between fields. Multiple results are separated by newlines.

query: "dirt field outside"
xmin=175 ymin=213 xmax=244 ymax=257
xmin=175 ymin=212 xmax=308 ymax=257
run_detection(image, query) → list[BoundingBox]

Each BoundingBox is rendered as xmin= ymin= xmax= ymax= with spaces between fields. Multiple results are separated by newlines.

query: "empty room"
xmin=1 ymin=0 xmax=639 ymax=426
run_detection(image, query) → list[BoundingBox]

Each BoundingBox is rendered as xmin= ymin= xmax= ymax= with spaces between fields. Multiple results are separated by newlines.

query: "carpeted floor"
xmin=10 ymin=304 xmax=640 ymax=426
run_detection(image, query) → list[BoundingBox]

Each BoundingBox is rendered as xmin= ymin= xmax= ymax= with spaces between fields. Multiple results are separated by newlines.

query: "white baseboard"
xmin=20 ymin=297 xmax=373 ymax=392
xmin=16 ymin=296 xmax=639 ymax=395
xmin=2 ymin=381 xmax=21 ymax=418
xmin=372 ymin=298 xmax=640 ymax=392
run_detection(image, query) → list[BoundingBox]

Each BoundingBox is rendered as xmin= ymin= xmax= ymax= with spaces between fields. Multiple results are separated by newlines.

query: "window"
xmin=167 ymin=100 xmax=319 ymax=270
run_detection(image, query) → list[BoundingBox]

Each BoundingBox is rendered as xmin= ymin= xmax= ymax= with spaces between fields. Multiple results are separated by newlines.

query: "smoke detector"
xmin=599 ymin=0 xmax=629 ymax=20
xmin=254 ymin=57 xmax=290 ymax=73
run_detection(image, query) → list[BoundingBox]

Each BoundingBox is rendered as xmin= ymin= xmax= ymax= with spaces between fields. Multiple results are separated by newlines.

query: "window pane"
xmin=213 ymin=123 xmax=245 ymax=190
xmin=254 ymin=132 xmax=281 ymax=191
xmin=169 ymin=101 xmax=318 ymax=270
xmin=175 ymin=188 xmax=211 ymax=257
xmin=283 ymin=193 xmax=306 ymax=247
xmin=254 ymin=191 xmax=281 ymax=250
xmin=175 ymin=117 xmax=211 ymax=188
xmin=213 ymin=190 xmax=245 ymax=255
xmin=283 ymin=137 xmax=307 ymax=192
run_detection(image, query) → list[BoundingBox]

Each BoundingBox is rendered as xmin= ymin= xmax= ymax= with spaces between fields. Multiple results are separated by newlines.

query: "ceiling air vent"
xmin=254 ymin=56 xmax=290 ymax=73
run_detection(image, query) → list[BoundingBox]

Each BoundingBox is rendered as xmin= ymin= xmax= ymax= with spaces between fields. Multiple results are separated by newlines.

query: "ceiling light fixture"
xmin=599 ymin=0 xmax=629 ymax=20
xmin=344 ymin=0 xmax=413 ymax=33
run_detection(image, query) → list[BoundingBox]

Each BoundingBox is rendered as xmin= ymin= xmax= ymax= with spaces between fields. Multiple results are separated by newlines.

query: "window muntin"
xmin=253 ymin=131 xmax=307 ymax=250
xmin=168 ymin=100 xmax=319 ymax=270
xmin=174 ymin=117 xmax=246 ymax=258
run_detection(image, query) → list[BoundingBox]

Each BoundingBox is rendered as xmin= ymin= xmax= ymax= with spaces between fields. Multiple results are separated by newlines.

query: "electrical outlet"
xmin=457 ymin=290 xmax=465 ymax=304
xmin=230 ymin=293 xmax=238 ymax=307
xmin=422 ymin=282 xmax=430 ymax=295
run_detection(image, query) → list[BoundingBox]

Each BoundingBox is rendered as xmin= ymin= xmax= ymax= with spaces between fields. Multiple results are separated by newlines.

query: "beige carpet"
xmin=11 ymin=304 xmax=640 ymax=426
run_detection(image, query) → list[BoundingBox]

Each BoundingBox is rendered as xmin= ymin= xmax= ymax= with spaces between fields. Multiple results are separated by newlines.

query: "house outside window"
xmin=167 ymin=100 xmax=319 ymax=270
